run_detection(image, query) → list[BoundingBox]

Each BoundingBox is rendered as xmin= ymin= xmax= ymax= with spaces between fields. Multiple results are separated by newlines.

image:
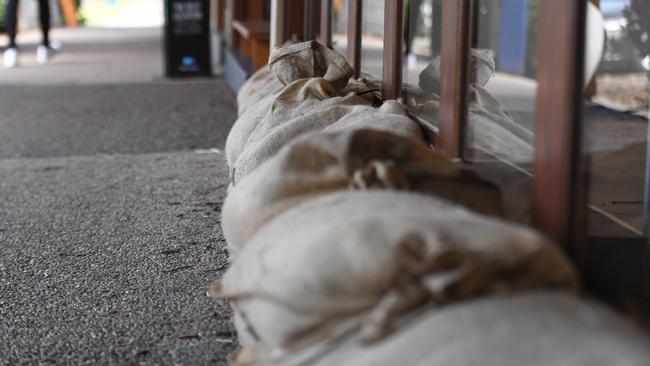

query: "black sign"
xmin=164 ymin=0 xmax=212 ymax=77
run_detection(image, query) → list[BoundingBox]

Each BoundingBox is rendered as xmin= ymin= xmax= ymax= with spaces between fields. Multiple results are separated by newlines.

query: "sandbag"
xmin=231 ymin=79 xmax=425 ymax=184
xmin=231 ymin=78 xmax=367 ymax=182
xmin=236 ymin=292 xmax=650 ymax=366
xmin=227 ymin=92 xmax=280 ymax=175
xmin=324 ymin=100 xmax=424 ymax=139
xmin=269 ymin=41 xmax=354 ymax=91
xmin=237 ymin=66 xmax=285 ymax=116
xmin=222 ymin=128 xmax=502 ymax=252
xmin=213 ymin=191 xmax=577 ymax=351
xmin=229 ymin=74 xmax=383 ymax=177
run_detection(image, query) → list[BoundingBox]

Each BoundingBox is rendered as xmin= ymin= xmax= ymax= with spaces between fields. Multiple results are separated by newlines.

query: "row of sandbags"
xmin=213 ymin=41 xmax=650 ymax=365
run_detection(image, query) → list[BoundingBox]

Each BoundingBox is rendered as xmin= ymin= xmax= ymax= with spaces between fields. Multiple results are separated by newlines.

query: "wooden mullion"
xmin=320 ymin=0 xmax=333 ymax=47
xmin=303 ymin=0 xmax=321 ymax=41
xmin=347 ymin=0 xmax=362 ymax=77
xmin=381 ymin=0 xmax=404 ymax=100
xmin=215 ymin=0 xmax=226 ymax=30
xmin=532 ymin=0 xmax=588 ymax=263
xmin=282 ymin=0 xmax=304 ymax=43
xmin=438 ymin=0 xmax=471 ymax=159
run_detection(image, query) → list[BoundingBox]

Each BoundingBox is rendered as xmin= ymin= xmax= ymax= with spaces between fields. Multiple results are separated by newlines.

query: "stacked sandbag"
xmin=269 ymin=41 xmax=354 ymax=91
xmin=324 ymin=100 xmax=421 ymax=137
xmin=227 ymin=90 xmax=282 ymax=177
xmin=236 ymin=292 xmax=650 ymax=366
xmin=214 ymin=40 xmax=648 ymax=366
xmin=237 ymin=66 xmax=285 ymax=116
xmin=213 ymin=191 xmax=577 ymax=351
xmin=230 ymin=78 xmax=369 ymax=183
xmin=226 ymin=41 xmax=423 ymax=184
xmin=222 ymin=129 xmax=502 ymax=252
xmin=231 ymin=90 xmax=425 ymax=184
xmin=411 ymin=49 xmax=534 ymax=163
xmin=227 ymin=40 xmax=356 ymax=179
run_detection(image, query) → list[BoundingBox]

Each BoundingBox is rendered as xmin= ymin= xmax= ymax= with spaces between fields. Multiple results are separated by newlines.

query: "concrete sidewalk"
xmin=0 ymin=152 xmax=235 ymax=365
xmin=0 ymin=27 xmax=236 ymax=160
xmin=0 ymin=27 xmax=164 ymax=85
xmin=0 ymin=27 xmax=238 ymax=364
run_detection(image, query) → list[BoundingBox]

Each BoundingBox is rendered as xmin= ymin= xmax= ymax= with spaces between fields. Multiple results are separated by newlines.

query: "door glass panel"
xmin=467 ymin=0 xmax=539 ymax=224
xmin=584 ymin=0 xmax=650 ymax=238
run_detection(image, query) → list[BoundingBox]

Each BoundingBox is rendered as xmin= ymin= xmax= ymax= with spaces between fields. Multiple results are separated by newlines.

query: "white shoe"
xmin=49 ymin=40 xmax=62 ymax=51
xmin=3 ymin=48 xmax=18 ymax=68
xmin=36 ymin=42 xmax=61 ymax=64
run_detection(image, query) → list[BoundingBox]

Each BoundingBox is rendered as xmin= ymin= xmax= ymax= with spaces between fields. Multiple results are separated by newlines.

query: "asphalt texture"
xmin=0 ymin=153 xmax=235 ymax=365
xmin=0 ymin=27 xmax=238 ymax=364
xmin=0 ymin=82 xmax=236 ymax=159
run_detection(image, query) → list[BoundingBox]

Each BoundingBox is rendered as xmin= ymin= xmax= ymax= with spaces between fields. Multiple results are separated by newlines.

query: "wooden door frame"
xmin=532 ymin=0 xmax=588 ymax=263
xmin=437 ymin=0 xmax=472 ymax=159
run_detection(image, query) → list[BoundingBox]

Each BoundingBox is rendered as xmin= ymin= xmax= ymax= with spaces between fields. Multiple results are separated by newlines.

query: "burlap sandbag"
xmin=222 ymin=128 xmax=502 ymax=252
xmin=234 ymin=292 xmax=650 ymax=366
xmin=237 ymin=66 xmax=285 ymax=116
xmin=229 ymin=40 xmax=358 ymax=174
xmin=269 ymin=41 xmax=354 ymax=91
xmin=231 ymin=79 xmax=424 ymax=184
xmin=230 ymin=78 xmax=367 ymax=182
xmin=213 ymin=191 xmax=577 ymax=351
xmin=227 ymin=92 xmax=280 ymax=175
xmin=323 ymin=100 xmax=423 ymax=137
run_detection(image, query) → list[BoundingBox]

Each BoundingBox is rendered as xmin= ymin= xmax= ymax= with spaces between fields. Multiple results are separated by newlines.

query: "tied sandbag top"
xmin=269 ymin=41 xmax=355 ymax=92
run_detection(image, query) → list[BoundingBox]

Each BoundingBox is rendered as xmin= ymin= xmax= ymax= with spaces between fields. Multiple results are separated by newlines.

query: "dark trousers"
xmin=5 ymin=0 xmax=51 ymax=48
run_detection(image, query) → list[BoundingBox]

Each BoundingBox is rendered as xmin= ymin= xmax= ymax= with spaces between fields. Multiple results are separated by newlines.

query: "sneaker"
xmin=36 ymin=42 xmax=61 ymax=64
xmin=3 ymin=47 xmax=18 ymax=68
xmin=49 ymin=40 xmax=62 ymax=51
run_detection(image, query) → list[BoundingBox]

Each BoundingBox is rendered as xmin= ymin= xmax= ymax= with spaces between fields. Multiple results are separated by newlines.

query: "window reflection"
xmin=401 ymin=0 xmax=538 ymax=223
xmin=332 ymin=0 xmax=349 ymax=56
xmin=586 ymin=0 xmax=650 ymax=238
xmin=403 ymin=0 xmax=441 ymax=86
xmin=360 ymin=0 xmax=384 ymax=80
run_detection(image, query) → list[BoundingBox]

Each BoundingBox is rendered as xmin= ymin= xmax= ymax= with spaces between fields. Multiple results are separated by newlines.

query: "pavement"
xmin=0 ymin=27 xmax=238 ymax=364
xmin=0 ymin=27 xmax=164 ymax=85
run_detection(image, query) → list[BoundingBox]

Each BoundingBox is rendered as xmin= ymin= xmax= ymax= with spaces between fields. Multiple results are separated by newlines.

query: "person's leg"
xmin=37 ymin=0 xmax=51 ymax=47
xmin=35 ymin=0 xmax=59 ymax=64
xmin=5 ymin=0 xmax=20 ymax=48
xmin=3 ymin=0 xmax=20 ymax=67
